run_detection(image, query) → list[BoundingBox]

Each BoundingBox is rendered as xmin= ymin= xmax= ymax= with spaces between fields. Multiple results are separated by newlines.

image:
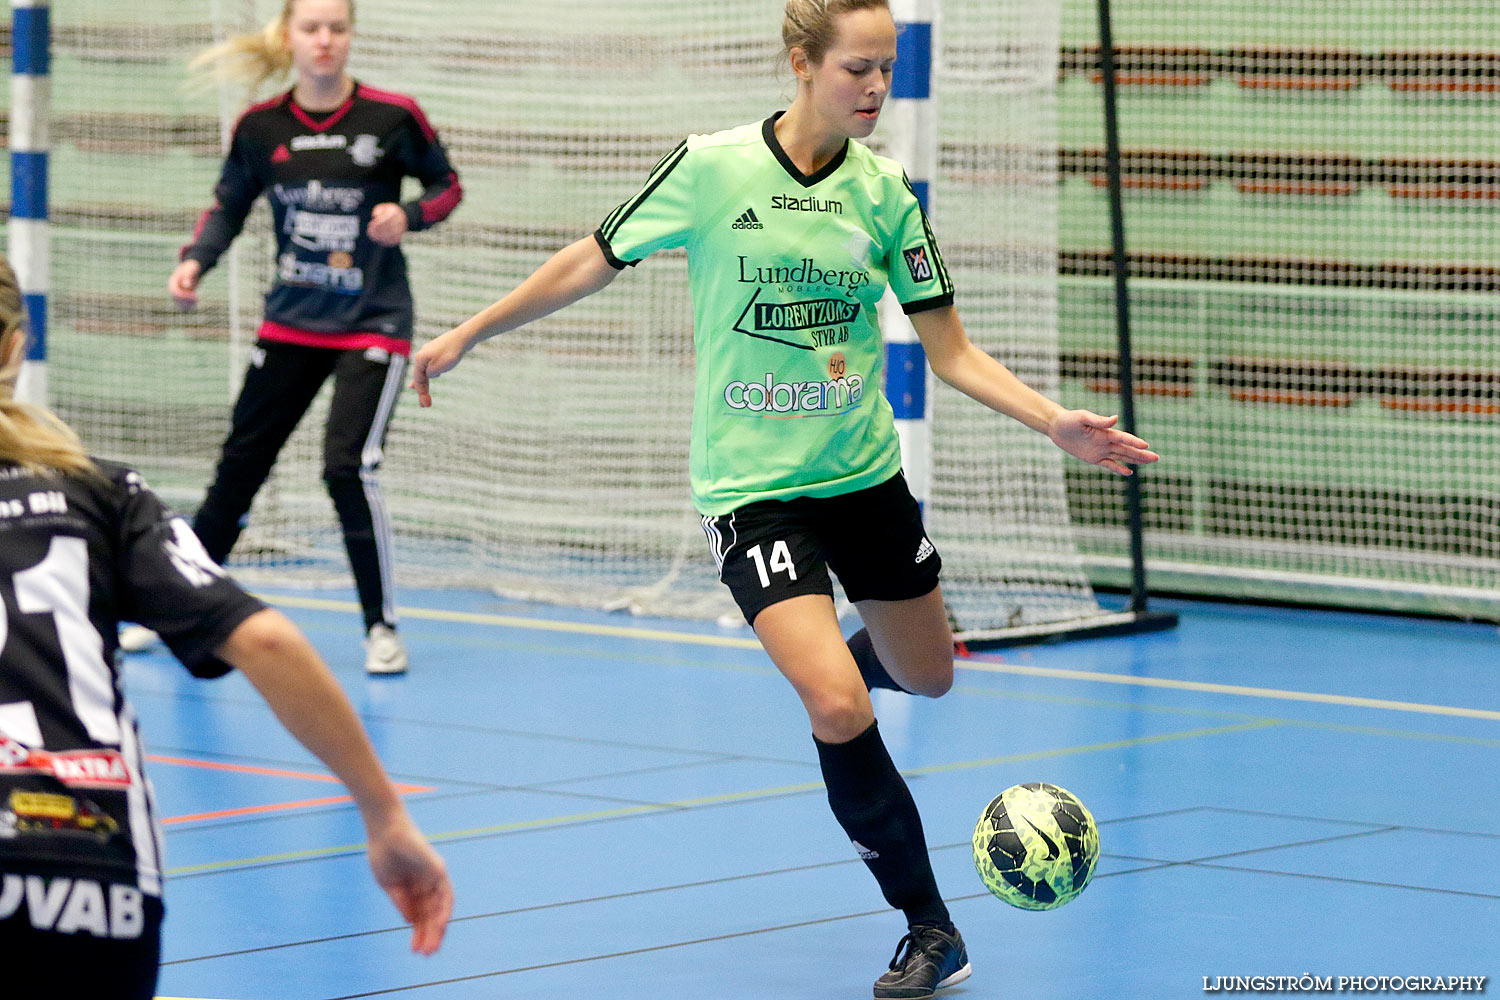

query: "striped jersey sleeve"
xmin=113 ymin=467 xmax=264 ymax=678
xmin=886 ymin=171 xmax=954 ymax=314
xmin=593 ymin=140 xmax=695 ymax=269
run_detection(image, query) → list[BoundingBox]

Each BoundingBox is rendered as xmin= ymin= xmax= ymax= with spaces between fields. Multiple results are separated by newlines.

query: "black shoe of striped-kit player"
xmin=873 ymin=924 xmax=972 ymax=999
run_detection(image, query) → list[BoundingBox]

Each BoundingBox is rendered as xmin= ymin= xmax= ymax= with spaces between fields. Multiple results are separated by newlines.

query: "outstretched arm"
xmin=217 ymin=608 xmax=453 ymax=955
xmin=411 ymin=235 xmax=619 ymax=406
xmin=911 ymin=305 xmax=1159 ymax=476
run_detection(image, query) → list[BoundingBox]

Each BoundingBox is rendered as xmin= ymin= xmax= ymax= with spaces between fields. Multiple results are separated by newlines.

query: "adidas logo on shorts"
xmin=731 ymin=207 xmax=764 ymax=230
xmin=851 ymin=839 xmax=880 ymax=861
xmin=914 ymin=537 xmax=935 ymax=564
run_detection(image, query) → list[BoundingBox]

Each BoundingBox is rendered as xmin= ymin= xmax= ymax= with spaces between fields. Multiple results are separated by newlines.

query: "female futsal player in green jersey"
xmin=412 ymin=2 xmax=1156 ymax=996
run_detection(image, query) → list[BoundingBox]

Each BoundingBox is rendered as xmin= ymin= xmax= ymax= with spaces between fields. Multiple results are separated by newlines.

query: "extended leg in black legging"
xmin=193 ymin=341 xmax=336 ymax=563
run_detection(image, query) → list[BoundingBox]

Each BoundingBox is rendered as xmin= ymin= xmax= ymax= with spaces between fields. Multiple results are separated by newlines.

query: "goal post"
xmin=9 ymin=0 xmax=50 ymax=407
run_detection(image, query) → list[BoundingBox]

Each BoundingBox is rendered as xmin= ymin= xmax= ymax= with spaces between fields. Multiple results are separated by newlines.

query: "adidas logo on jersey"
xmin=914 ymin=537 xmax=935 ymax=564
xmin=731 ymin=208 xmax=764 ymax=230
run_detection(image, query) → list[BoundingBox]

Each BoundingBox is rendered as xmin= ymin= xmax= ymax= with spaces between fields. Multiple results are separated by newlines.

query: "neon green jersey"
xmin=594 ymin=114 xmax=953 ymax=515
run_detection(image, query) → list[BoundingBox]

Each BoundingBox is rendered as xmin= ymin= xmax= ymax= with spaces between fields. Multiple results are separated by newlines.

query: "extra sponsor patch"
xmin=903 ymin=244 xmax=934 ymax=283
xmin=0 ymin=736 xmax=132 ymax=789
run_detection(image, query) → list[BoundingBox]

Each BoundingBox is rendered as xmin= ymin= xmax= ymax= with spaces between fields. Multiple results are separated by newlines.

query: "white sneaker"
xmin=118 ymin=625 xmax=160 ymax=653
xmin=364 ymin=623 xmax=408 ymax=675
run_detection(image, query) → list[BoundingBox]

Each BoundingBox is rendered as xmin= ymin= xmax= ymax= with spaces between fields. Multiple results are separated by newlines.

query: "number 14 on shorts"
xmin=746 ymin=541 xmax=797 ymax=588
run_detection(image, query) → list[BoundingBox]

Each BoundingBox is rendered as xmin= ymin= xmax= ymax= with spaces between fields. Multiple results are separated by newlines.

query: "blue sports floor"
xmin=123 ymin=588 xmax=1500 ymax=999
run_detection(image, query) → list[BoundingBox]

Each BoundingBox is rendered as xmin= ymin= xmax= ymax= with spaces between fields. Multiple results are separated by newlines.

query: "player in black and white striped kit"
xmin=0 ymin=254 xmax=452 ymax=997
xmin=123 ymin=0 xmax=464 ymax=673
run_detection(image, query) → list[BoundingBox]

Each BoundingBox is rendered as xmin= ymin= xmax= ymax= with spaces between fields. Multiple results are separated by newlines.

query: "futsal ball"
xmin=972 ymin=782 xmax=1099 ymax=910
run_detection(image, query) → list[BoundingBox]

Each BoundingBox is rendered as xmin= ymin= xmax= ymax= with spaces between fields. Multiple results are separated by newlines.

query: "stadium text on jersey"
xmin=770 ymin=194 xmax=843 ymax=214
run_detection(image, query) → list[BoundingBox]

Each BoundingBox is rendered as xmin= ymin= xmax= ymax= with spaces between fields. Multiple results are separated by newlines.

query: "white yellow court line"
xmin=957 ymin=661 xmax=1500 ymax=722
xmin=266 ymin=592 xmax=765 ymax=649
xmin=262 ymin=593 xmax=1500 ymax=723
xmin=902 ymin=720 xmax=1280 ymax=775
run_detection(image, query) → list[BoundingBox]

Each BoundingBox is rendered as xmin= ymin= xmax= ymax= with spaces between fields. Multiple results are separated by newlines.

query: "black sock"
xmin=815 ymin=720 xmax=951 ymax=928
xmin=847 ymin=628 xmax=908 ymax=693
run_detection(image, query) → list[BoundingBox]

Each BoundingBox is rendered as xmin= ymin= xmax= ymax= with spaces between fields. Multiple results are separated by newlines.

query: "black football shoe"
xmin=873 ymin=924 xmax=972 ymax=999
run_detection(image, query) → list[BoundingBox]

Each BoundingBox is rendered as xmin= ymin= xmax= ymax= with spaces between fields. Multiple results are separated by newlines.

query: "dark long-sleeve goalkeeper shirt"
xmin=183 ymin=82 xmax=463 ymax=354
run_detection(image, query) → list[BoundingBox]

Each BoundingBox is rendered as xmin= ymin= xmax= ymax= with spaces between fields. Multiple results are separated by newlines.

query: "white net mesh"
xmin=927 ymin=1 xmax=1106 ymax=632
xmin=26 ymin=0 xmax=1109 ymax=632
xmin=33 ymin=6 xmax=236 ymax=507
xmin=1058 ymin=0 xmax=1500 ymax=618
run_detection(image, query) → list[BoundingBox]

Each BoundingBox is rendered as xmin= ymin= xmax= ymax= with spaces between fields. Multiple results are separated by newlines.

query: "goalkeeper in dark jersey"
xmin=123 ymin=0 xmax=463 ymax=675
xmin=412 ymin=1 xmax=1156 ymax=996
xmin=0 ymin=254 xmax=452 ymax=997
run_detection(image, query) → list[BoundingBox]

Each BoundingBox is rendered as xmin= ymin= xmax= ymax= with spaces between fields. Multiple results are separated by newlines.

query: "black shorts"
xmin=0 ymin=871 xmax=164 ymax=999
xmin=701 ymin=473 xmax=942 ymax=625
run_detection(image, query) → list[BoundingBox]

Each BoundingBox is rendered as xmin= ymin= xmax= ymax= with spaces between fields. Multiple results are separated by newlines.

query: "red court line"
xmin=164 ymin=795 xmax=358 ymax=825
xmin=148 ymin=754 xmax=432 ymax=825
xmin=149 ymin=753 xmax=342 ymax=783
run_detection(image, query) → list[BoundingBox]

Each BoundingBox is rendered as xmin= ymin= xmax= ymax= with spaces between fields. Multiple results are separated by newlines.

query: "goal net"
xmin=1055 ymin=0 xmax=1500 ymax=619
xmin=36 ymin=0 xmax=1108 ymax=633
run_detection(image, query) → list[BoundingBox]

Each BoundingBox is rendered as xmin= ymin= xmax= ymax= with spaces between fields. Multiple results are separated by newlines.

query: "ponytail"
xmin=188 ymin=12 xmax=295 ymax=93
xmin=187 ymin=0 xmax=356 ymax=95
xmin=0 ymin=255 xmax=100 ymax=481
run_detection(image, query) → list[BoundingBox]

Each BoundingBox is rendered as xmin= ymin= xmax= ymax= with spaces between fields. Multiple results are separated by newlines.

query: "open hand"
xmin=1049 ymin=410 xmax=1159 ymax=475
xmin=366 ymin=813 xmax=453 ymax=956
